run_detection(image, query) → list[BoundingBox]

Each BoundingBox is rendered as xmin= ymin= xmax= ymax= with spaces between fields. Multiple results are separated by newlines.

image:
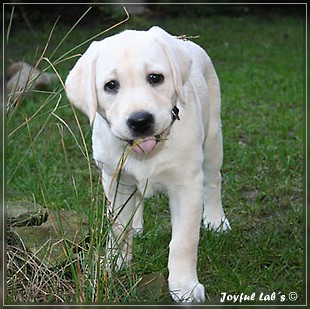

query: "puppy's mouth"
xmin=127 ymin=133 xmax=165 ymax=155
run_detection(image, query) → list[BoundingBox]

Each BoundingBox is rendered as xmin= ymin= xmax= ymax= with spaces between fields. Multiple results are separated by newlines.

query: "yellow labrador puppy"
xmin=65 ymin=26 xmax=230 ymax=302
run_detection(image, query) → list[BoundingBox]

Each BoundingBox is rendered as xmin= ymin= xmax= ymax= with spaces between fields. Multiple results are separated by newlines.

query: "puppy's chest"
xmin=124 ymin=157 xmax=168 ymax=197
xmin=137 ymin=178 xmax=165 ymax=198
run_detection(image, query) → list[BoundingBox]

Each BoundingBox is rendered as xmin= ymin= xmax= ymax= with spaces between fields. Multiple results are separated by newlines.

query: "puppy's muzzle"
xmin=125 ymin=107 xmax=180 ymax=155
xmin=97 ymin=105 xmax=180 ymax=155
xmin=127 ymin=111 xmax=155 ymax=136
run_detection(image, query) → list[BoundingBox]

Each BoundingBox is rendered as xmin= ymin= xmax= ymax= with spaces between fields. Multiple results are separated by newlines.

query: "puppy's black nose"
xmin=127 ymin=111 xmax=155 ymax=136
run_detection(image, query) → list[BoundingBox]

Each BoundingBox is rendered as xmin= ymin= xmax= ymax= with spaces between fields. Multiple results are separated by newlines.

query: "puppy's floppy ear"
xmin=65 ymin=41 xmax=100 ymax=125
xmin=148 ymin=26 xmax=192 ymax=104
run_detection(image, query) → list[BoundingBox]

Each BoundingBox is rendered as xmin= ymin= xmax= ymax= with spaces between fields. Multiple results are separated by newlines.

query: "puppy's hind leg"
xmin=202 ymin=126 xmax=231 ymax=232
xmin=132 ymin=192 xmax=144 ymax=235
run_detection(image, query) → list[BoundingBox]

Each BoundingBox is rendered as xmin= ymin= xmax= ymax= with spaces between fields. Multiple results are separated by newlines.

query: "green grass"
xmin=6 ymin=6 xmax=304 ymax=304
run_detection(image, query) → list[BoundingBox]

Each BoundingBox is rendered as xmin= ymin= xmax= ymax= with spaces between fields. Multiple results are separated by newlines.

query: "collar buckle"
xmin=171 ymin=106 xmax=180 ymax=122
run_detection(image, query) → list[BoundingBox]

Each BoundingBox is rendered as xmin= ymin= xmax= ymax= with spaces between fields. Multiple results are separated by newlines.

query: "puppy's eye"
xmin=104 ymin=80 xmax=120 ymax=93
xmin=148 ymin=73 xmax=164 ymax=86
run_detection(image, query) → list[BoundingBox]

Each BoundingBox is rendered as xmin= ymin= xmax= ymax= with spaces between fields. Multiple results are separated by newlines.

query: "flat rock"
xmin=7 ymin=200 xmax=48 ymax=227
xmin=137 ymin=271 xmax=170 ymax=301
xmin=7 ymin=200 xmax=88 ymax=267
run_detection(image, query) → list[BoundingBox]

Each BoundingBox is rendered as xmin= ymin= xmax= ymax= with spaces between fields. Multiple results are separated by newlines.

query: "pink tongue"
xmin=133 ymin=137 xmax=157 ymax=154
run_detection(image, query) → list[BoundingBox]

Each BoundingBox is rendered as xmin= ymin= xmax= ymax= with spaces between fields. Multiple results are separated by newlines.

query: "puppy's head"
xmin=65 ymin=27 xmax=192 ymax=153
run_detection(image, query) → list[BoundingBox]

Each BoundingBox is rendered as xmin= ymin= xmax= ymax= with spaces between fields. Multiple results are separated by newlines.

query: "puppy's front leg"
xmin=103 ymin=174 xmax=138 ymax=270
xmin=168 ymin=176 xmax=205 ymax=302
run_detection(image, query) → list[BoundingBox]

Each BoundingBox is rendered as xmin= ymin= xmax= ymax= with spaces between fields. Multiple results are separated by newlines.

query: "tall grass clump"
xmin=6 ymin=6 xmax=144 ymax=303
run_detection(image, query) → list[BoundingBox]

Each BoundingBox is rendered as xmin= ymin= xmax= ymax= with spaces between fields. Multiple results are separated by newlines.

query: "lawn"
xmin=5 ymin=4 xmax=305 ymax=304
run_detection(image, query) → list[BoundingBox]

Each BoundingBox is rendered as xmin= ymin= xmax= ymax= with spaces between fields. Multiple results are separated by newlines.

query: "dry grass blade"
xmin=54 ymin=6 xmax=130 ymax=65
xmin=7 ymin=242 xmax=76 ymax=302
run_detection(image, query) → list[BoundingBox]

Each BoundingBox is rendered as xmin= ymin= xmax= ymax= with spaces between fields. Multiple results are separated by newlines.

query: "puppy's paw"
xmin=105 ymin=245 xmax=132 ymax=272
xmin=169 ymin=282 xmax=205 ymax=302
xmin=132 ymin=216 xmax=144 ymax=235
xmin=203 ymin=216 xmax=231 ymax=232
xmin=132 ymin=226 xmax=144 ymax=235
